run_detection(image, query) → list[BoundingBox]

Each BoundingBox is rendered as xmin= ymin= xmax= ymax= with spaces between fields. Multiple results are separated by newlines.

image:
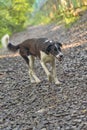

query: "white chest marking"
xmin=40 ymin=51 xmax=54 ymax=63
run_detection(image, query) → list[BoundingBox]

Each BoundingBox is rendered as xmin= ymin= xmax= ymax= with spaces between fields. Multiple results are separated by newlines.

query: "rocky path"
xmin=0 ymin=11 xmax=87 ymax=130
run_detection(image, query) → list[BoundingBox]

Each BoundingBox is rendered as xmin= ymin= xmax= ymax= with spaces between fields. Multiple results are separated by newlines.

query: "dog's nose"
xmin=59 ymin=54 xmax=63 ymax=58
xmin=56 ymin=53 xmax=63 ymax=60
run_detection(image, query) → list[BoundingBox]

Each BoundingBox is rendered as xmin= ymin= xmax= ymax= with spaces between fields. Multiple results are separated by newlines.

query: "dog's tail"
xmin=1 ymin=34 xmax=19 ymax=52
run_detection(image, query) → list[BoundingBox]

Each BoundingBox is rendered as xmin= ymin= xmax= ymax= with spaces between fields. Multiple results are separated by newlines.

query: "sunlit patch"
xmin=44 ymin=39 xmax=49 ymax=43
xmin=50 ymin=40 xmax=52 ymax=43
xmin=0 ymin=53 xmax=19 ymax=58
xmin=51 ymin=25 xmax=61 ymax=31
xmin=63 ymin=41 xmax=87 ymax=49
xmin=44 ymin=40 xmax=53 ymax=43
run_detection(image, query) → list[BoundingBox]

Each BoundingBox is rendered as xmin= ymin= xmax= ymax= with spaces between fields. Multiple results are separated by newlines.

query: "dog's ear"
xmin=46 ymin=44 xmax=52 ymax=54
xmin=56 ymin=42 xmax=62 ymax=47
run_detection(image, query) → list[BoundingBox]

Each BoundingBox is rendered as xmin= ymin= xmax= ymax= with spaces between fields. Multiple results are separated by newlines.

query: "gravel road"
xmin=0 ymin=11 xmax=87 ymax=130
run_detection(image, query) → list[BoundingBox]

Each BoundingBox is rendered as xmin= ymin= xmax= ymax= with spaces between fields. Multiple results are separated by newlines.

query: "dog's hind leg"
xmin=19 ymin=49 xmax=29 ymax=65
xmin=28 ymin=56 xmax=41 ymax=84
xmin=20 ymin=50 xmax=40 ymax=83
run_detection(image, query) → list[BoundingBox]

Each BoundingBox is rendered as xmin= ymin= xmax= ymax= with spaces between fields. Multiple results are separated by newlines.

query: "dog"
xmin=1 ymin=34 xmax=63 ymax=85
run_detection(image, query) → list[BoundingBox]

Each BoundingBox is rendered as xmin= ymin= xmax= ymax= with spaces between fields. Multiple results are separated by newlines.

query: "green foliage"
xmin=31 ymin=0 xmax=87 ymax=26
xmin=28 ymin=12 xmax=51 ymax=25
xmin=0 ymin=0 xmax=87 ymax=48
xmin=0 ymin=0 xmax=34 ymax=47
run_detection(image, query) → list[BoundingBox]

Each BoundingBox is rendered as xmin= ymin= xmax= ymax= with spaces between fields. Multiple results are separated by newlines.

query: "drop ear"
xmin=46 ymin=44 xmax=52 ymax=54
xmin=56 ymin=42 xmax=62 ymax=47
xmin=59 ymin=43 xmax=62 ymax=47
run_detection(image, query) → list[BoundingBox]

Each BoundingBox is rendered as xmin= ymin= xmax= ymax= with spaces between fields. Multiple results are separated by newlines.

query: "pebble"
xmin=41 ymin=128 xmax=46 ymax=130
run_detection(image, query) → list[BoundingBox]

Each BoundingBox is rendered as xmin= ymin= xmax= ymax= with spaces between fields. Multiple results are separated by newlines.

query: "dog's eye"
xmin=58 ymin=47 xmax=61 ymax=51
xmin=54 ymin=47 xmax=57 ymax=51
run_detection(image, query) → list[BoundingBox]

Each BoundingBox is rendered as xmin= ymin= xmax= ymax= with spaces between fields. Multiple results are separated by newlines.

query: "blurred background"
xmin=0 ymin=0 xmax=87 ymax=47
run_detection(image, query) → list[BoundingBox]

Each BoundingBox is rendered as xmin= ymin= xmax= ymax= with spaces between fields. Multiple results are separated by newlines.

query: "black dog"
xmin=1 ymin=34 xmax=63 ymax=84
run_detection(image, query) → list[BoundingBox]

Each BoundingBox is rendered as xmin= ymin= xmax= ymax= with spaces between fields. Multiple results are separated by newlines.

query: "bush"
xmin=0 ymin=0 xmax=32 ymax=47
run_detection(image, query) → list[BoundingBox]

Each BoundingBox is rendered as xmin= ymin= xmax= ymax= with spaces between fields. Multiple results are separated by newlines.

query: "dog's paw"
xmin=36 ymin=79 xmax=41 ymax=84
xmin=31 ymin=79 xmax=41 ymax=84
xmin=30 ymin=80 xmax=36 ymax=84
xmin=55 ymin=80 xmax=62 ymax=85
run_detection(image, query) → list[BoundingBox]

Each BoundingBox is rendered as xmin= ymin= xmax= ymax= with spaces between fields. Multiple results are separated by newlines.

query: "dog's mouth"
xmin=56 ymin=54 xmax=63 ymax=61
xmin=57 ymin=57 xmax=63 ymax=61
xmin=58 ymin=57 xmax=62 ymax=61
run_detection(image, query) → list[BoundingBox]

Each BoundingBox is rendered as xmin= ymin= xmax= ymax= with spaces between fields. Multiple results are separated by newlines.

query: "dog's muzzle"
xmin=56 ymin=53 xmax=63 ymax=61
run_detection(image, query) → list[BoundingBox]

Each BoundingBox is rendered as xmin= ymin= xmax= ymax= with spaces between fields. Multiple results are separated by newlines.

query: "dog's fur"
xmin=1 ymin=34 xmax=63 ymax=84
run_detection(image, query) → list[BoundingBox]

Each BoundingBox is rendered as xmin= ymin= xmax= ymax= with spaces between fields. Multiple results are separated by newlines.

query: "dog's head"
xmin=46 ymin=40 xmax=63 ymax=61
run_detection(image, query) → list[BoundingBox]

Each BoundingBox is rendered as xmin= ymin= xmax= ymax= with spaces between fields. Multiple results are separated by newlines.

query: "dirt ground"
xmin=0 ymin=11 xmax=87 ymax=130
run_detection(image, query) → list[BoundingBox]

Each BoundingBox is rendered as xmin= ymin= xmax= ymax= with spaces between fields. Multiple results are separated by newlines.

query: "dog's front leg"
xmin=40 ymin=61 xmax=52 ymax=82
xmin=28 ymin=56 xmax=41 ymax=83
xmin=52 ymin=60 xmax=61 ymax=85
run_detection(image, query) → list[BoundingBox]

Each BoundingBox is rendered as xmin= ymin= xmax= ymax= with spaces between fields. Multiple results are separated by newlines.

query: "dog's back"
xmin=1 ymin=34 xmax=51 ymax=58
xmin=19 ymin=38 xmax=50 ymax=58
